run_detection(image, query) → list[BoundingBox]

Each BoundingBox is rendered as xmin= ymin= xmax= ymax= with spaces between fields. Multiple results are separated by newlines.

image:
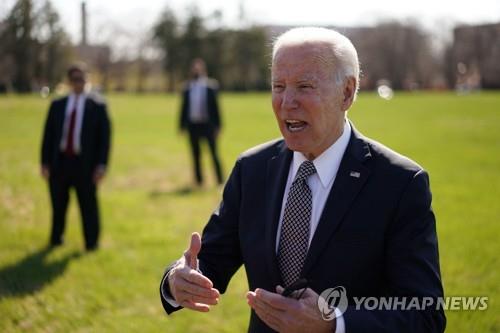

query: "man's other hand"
xmin=246 ymin=286 xmax=335 ymax=333
xmin=93 ymin=165 xmax=106 ymax=184
xmin=168 ymin=232 xmax=220 ymax=312
xmin=41 ymin=165 xmax=50 ymax=180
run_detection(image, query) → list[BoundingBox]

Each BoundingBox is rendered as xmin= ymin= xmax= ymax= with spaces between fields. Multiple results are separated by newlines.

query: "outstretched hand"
xmin=168 ymin=232 xmax=220 ymax=312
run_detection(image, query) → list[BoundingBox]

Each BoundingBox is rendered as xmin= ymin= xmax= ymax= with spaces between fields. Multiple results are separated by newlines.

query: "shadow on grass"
xmin=149 ymin=185 xmax=197 ymax=198
xmin=0 ymin=247 xmax=81 ymax=299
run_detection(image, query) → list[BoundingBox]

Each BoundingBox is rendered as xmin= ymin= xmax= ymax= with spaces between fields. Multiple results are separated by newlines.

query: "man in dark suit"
xmin=41 ymin=64 xmax=111 ymax=251
xmin=179 ymin=58 xmax=223 ymax=186
xmin=160 ymin=28 xmax=445 ymax=332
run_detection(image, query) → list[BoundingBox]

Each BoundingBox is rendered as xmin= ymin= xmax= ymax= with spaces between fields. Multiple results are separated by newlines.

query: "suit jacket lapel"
xmin=265 ymin=142 xmax=292 ymax=286
xmin=80 ymin=97 xmax=91 ymax=144
xmin=302 ymin=125 xmax=372 ymax=276
xmin=52 ymin=97 xmax=69 ymax=146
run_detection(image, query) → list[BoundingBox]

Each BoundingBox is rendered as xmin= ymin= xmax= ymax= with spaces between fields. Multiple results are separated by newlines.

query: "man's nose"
xmin=281 ymin=88 xmax=298 ymax=110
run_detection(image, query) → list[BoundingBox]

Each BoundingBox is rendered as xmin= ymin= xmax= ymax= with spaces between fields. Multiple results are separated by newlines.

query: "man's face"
xmin=69 ymin=70 xmax=86 ymax=94
xmin=272 ymin=44 xmax=346 ymax=160
xmin=191 ymin=60 xmax=206 ymax=79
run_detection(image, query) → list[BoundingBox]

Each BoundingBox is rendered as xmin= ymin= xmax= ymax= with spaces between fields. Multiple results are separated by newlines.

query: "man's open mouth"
xmin=285 ymin=119 xmax=308 ymax=132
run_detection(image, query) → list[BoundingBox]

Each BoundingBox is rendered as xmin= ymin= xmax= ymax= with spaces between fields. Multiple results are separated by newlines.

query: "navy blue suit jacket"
xmin=179 ymin=82 xmax=221 ymax=130
xmin=160 ymin=124 xmax=445 ymax=332
xmin=41 ymin=95 xmax=111 ymax=178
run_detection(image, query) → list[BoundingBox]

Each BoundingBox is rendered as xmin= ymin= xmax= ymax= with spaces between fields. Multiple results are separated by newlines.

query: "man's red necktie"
xmin=65 ymin=102 xmax=77 ymax=156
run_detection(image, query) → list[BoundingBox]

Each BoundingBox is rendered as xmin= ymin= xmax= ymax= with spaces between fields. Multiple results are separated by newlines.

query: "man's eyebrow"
xmin=271 ymin=76 xmax=319 ymax=82
xmin=297 ymin=77 xmax=318 ymax=83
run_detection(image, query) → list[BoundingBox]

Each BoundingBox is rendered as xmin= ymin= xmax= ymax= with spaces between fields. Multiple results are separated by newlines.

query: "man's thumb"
xmin=187 ymin=232 xmax=201 ymax=269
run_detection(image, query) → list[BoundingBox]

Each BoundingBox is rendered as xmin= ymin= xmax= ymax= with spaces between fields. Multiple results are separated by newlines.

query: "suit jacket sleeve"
xmin=342 ymin=169 xmax=446 ymax=333
xmin=160 ymin=159 xmax=244 ymax=314
xmin=179 ymin=89 xmax=189 ymax=130
xmin=197 ymin=158 xmax=242 ymax=289
xmin=208 ymin=87 xmax=221 ymax=129
xmin=41 ymin=101 xmax=56 ymax=166
xmin=159 ymin=261 xmax=182 ymax=314
xmin=97 ymin=102 xmax=111 ymax=166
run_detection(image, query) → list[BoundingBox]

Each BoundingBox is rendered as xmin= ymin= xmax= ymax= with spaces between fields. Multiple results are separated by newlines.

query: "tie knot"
xmin=294 ymin=160 xmax=317 ymax=184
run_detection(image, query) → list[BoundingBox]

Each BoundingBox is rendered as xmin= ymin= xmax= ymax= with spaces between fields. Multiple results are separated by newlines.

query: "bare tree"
xmin=35 ymin=0 xmax=72 ymax=90
xmin=153 ymin=7 xmax=181 ymax=92
xmin=1 ymin=0 xmax=35 ymax=92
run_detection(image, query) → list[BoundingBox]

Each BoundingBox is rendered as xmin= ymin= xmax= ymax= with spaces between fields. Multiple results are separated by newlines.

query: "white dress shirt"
xmin=59 ymin=93 xmax=86 ymax=154
xmin=163 ymin=120 xmax=351 ymax=332
xmin=188 ymin=78 xmax=208 ymax=123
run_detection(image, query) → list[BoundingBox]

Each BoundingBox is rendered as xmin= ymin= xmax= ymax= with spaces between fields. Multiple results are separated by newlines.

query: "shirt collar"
xmin=191 ymin=77 xmax=207 ymax=86
xmin=291 ymin=120 xmax=352 ymax=188
xmin=68 ymin=92 xmax=87 ymax=103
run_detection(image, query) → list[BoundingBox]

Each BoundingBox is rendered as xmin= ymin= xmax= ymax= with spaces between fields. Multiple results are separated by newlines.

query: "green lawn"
xmin=0 ymin=92 xmax=499 ymax=332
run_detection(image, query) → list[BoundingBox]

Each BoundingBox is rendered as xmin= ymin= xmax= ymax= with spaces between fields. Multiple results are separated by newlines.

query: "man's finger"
xmin=180 ymin=300 xmax=211 ymax=312
xmin=177 ymin=276 xmax=219 ymax=299
xmin=185 ymin=232 xmax=201 ymax=269
xmin=247 ymin=291 xmax=284 ymax=316
xmin=184 ymin=268 xmax=214 ymax=289
xmin=256 ymin=288 xmax=293 ymax=310
xmin=276 ymin=285 xmax=284 ymax=293
xmin=177 ymin=290 xmax=219 ymax=306
xmin=247 ymin=292 xmax=283 ymax=330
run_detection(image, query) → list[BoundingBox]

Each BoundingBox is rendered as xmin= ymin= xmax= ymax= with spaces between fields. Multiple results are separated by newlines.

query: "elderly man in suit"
xmin=179 ymin=58 xmax=223 ymax=186
xmin=160 ymin=27 xmax=445 ymax=332
xmin=41 ymin=64 xmax=111 ymax=251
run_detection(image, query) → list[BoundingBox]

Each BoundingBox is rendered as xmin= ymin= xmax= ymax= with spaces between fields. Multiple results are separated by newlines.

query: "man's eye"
xmin=299 ymin=84 xmax=313 ymax=89
xmin=273 ymin=85 xmax=285 ymax=91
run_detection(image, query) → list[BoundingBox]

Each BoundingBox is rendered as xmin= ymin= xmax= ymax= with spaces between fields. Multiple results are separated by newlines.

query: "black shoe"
xmin=48 ymin=240 xmax=63 ymax=249
xmin=86 ymin=244 xmax=98 ymax=252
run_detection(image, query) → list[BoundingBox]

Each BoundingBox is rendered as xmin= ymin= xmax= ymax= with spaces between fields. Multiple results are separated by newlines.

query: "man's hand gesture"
xmin=168 ymin=232 xmax=220 ymax=312
xmin=247 ymin=286 xmax=336 ymax=332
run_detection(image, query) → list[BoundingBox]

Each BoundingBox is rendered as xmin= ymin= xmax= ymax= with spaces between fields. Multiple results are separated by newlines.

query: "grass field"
xmin=0 ymin=92 xmax=499 ymax=332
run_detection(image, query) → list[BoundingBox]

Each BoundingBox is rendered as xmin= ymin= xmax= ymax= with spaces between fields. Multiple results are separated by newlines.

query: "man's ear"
xmin=342 ymin=77 xmax=356 ymax=111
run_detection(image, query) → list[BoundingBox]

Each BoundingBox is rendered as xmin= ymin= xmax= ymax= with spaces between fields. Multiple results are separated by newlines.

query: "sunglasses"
xmin=69 ymin=76 xmax=85 ymax=83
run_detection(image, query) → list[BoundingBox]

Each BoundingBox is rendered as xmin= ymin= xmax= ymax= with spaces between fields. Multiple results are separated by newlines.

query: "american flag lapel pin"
xmin=350 ymin=171 xmax=361 ymax=178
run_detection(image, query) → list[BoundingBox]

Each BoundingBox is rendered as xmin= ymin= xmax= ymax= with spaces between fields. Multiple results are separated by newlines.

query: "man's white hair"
xmin=272 ymin=27 xmax=360 ymax=94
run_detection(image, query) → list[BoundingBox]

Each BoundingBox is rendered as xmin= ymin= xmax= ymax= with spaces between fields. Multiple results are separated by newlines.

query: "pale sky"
xmin=2 ymin=0 xmax=500 ymax=46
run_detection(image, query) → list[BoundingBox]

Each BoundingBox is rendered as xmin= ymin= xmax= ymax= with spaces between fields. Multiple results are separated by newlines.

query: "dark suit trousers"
xmin=187 ymin=123 xmax=223 ymax=185
xmin=48 ymin=154 xmax=99 ymax=248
